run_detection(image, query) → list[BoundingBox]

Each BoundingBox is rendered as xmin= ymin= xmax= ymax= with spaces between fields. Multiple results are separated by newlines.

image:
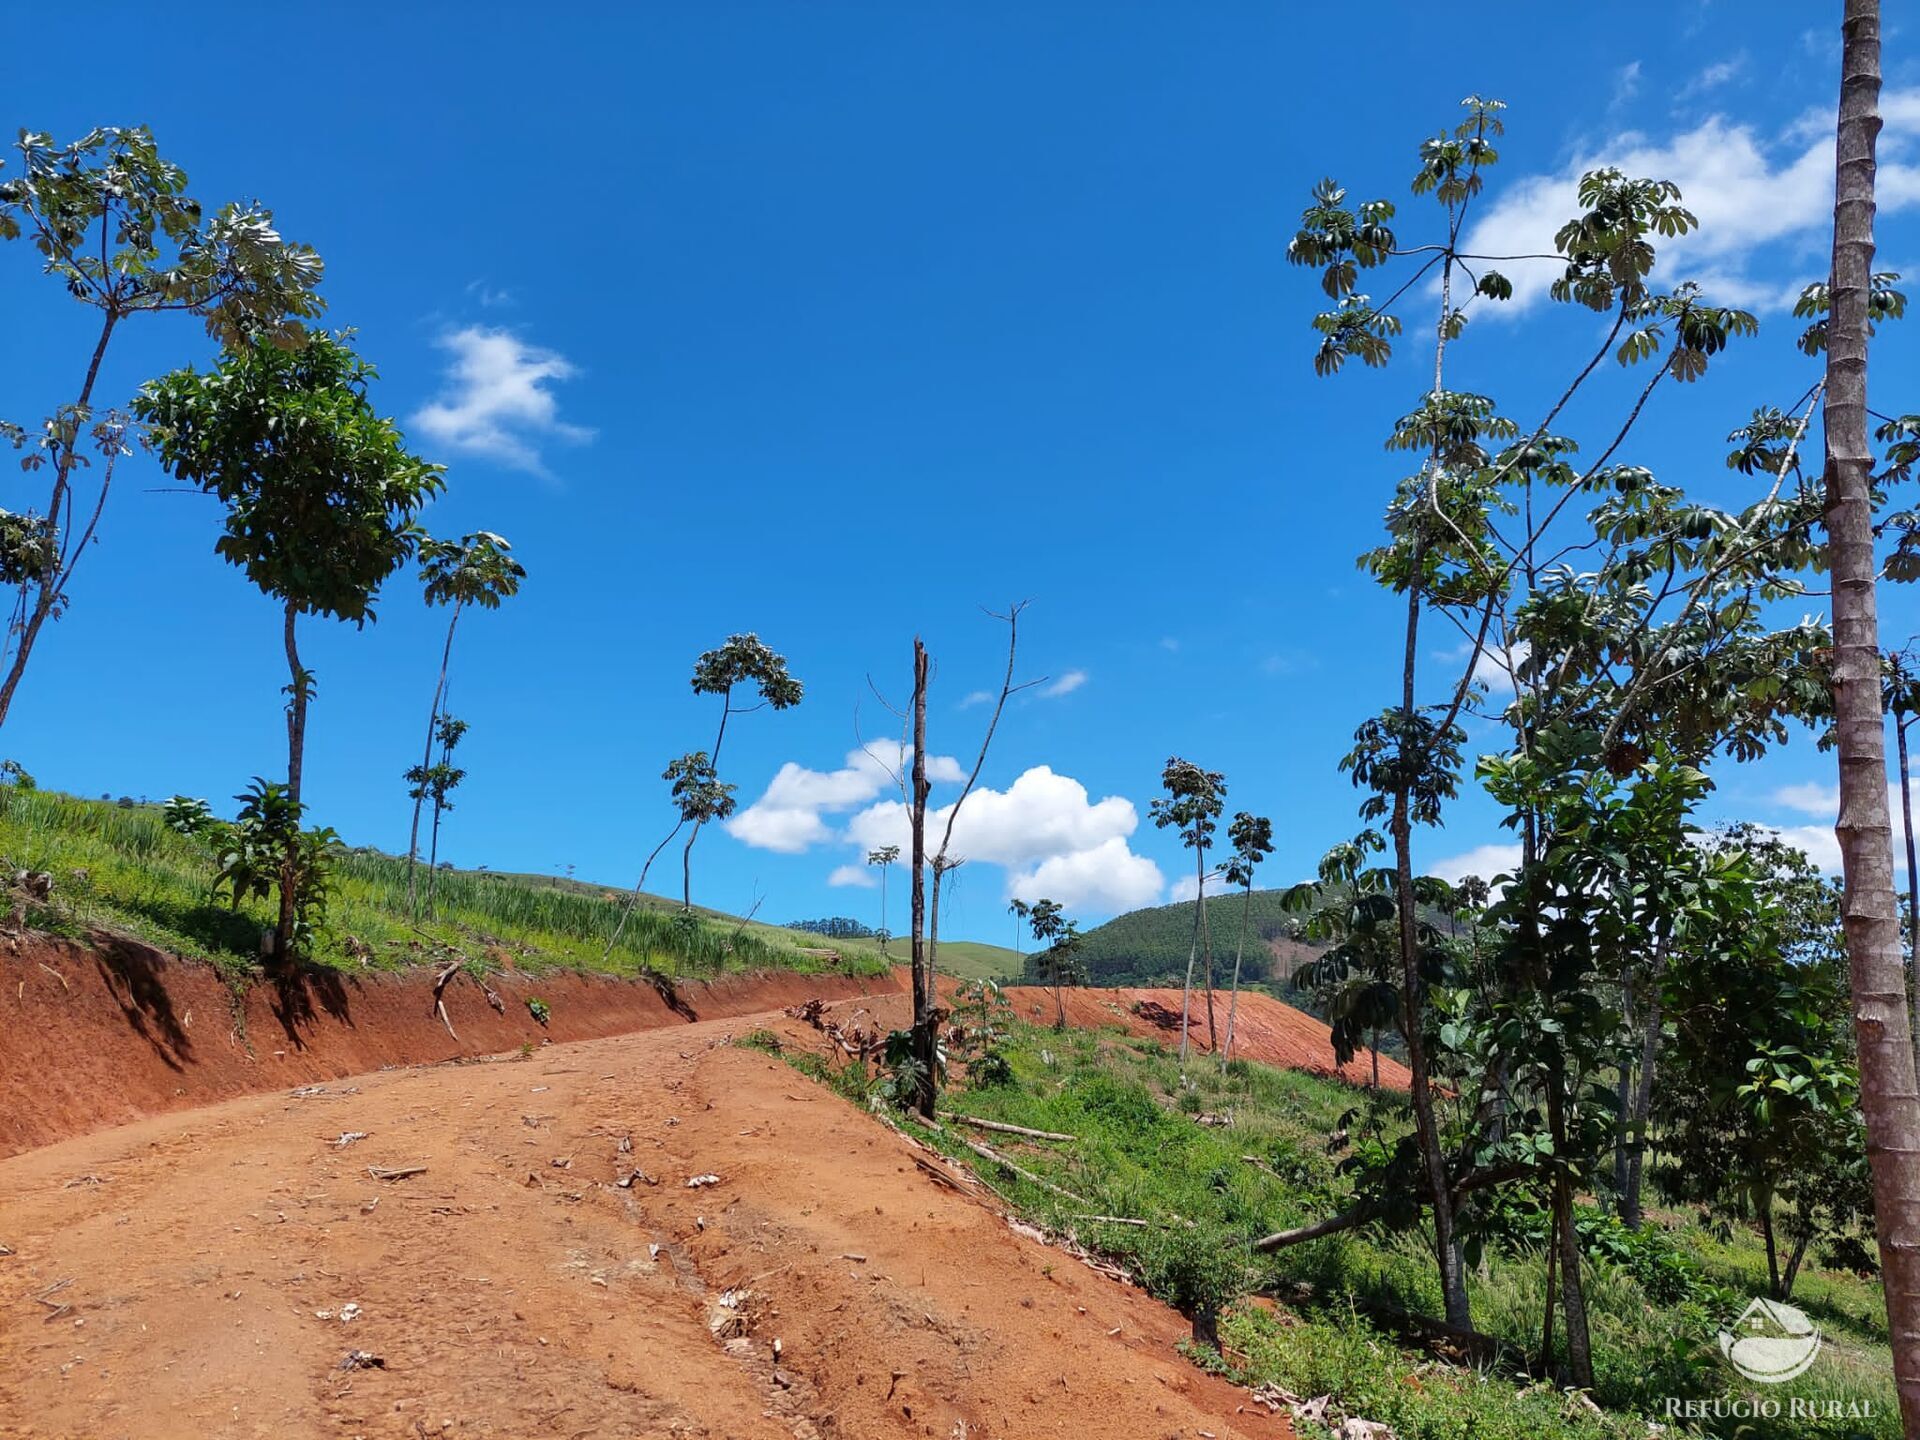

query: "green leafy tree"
xmin=1021 ymin=897 xmax=1084 ymax=1031
xmin=1219 ymin=811 xmax=1273 ymax=1068
xmin=0 ymin=126 xmax=324 ymax=730
xmin=867 ymin=845 xmax=900 ymax=954
xmin=1150 ymin=757 xmax=1225 ymax=1064
xmin=1007 ymin=896 xmax=1030 ymax=960
xmin=407 ymin=532 xmax=523 ymax=914
xmin=136 ymin=329 xmax=441 ymax=964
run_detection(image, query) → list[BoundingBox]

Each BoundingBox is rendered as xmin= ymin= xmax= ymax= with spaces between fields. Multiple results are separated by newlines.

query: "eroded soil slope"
xmin=0 ymin=1006 xmax=1285 ymax=1440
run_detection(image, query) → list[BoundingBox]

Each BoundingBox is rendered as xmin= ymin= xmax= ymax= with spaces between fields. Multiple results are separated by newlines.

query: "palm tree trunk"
xmin=408 ymin=604 xmax=462 ymax=917
xmin=1899 ymin=716 xmax=1919 ymax=1075
xmin=1825 ymin=6 xmax=1920 ymax=1427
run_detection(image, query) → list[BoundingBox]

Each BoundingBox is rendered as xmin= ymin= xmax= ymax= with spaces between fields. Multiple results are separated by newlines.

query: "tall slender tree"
xmin=1151 ymin=758 xmax=1224 ymax=1064
xmin=1219 ymin=811 xmax=1273 ymax=1067
xmin=407 ymin=532 xmax=523 ymax=915
xmin=868 ymin=845 xmax=900 ymax=954
xmin=0 ymin=127 xmax=325 ymax=730
xmin=404 ymin=712 xmax=468 ymax=917
xmin=1008 ymin=897 xmax=1030 ymax=961
xmin=1820 ymin=3 xmax=1920 ymax=1423
xmin=137 ymin=330 xmax=441 ymax=963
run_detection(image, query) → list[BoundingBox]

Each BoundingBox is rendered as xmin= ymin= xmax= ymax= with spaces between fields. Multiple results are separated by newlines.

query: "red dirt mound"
xmin=0 ymin=935 xmax=906 ymax=1158
xmin=998 ymin=984 xmax=1409 ymax=1088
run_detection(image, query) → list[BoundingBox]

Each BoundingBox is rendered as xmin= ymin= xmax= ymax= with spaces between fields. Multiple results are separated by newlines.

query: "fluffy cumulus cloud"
xmin=1746 ymin=779 xmax=1912 ymax=875
xmin=724 ymin=745 xmax=962 ymax=854
xmin=827 ymin=864 xmax=876 ymax=889
xmin=410 ymin=326 xmax=593 ymax=475
xmin=732 ymin=762 xmax=1159 ymax=915
xmin=1456 ymin=89 xmax=1920 ymax=317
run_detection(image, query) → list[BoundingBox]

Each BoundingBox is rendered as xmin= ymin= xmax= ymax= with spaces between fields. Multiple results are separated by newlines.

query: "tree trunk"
xmin=1621 ymin=986 xmax=1661 ymax=1229
xmin=1900 ymin=716 xmax=1919 ymax=1076
xmin=1200 ymin=874 xmax=1217 ymax=1052
xmin=1784 ymin=1231 xmax=1811 ymax=1302
xmin=1178 ymin=850 xmax=1202 ymax=1064
xmin=1825 ymin=7 xmax=1920 ymax=1428
xmin=427 ymin=797 xmax=444 ymax=918
xmin=1392 ymin=566 xmax=1471 ymax=1330
xmin=1613 ymin=977 xmax=1635 ymax=1209
xmin=0 ymin=310 xmax=118 ymax=733
xmin=1222 ymin=880 xmax=1252 ymax=1068
xmin=909 ymin=639 xmax=936 ymax=1120
xmin=276 ymin=599 xmax=308 ymax=967
xmin=408 ymin=604 xmax=462 ymax=917
xmin=879 ymin=865 xmax=889 ymax=956
xmin=1539 ymin=1221 xmax=1558 ymax=1376
xmin=1053 ymin=964 xmax=1065 ymax=1032
xmin=1761 ymin=1202 xmax=1782 ymax=1300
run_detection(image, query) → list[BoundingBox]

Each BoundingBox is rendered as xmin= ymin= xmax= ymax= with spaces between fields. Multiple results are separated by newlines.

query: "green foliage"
xmin=1072 ymin=891 xmax=1301 ymax=987
xmin=2 ymin=785 xmax=890 ymax=982
xmin=135 ymin=330 xmax=443 ymax=621
xmin=167 ymin=779 xmax=338 ymax=957
xmin=735 ymin=1028 xmax=782 ymax=1055
xmin=526 ymin=997 xmax=550 ymax=1026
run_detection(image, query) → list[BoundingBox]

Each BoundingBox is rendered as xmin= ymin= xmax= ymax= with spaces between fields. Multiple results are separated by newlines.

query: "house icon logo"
xmin=1719 ymin=1297 xmax=1822 ymax=1384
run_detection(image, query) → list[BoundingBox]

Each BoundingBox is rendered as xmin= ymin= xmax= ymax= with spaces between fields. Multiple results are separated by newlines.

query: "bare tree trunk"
xmin=1221 ymin=879 xmax=1252 ymax=1068
xmin=0 ymin=311 xmax=118 ymax=733
xmin=1178 ymin=850 xmax=1202 ymax=1064
xmin=1539 ymin=1221 xmax=1558 ymax=1376
xmin=276 ymin=599 xmax=309 ymax=967
xmin=1621 ymin=987 xmax=1661 ymax=1230
xmin=879 ymin=864 xmax=889 ymax=956
xmin=1825 ymin=7 xmax=1920 ymax=1428
xmin=1200 ymin=875 xmax=1217 ymax=1052
xmin=1548 ymin=1078 xmax=1595 ymax=1391
xmin=408 ymin=604 xmax=462 ymax=917
xmin=909 ymin=639 xmax=935 ymax=1120
xmin=428 ymin=796 xmax=444 ymax=917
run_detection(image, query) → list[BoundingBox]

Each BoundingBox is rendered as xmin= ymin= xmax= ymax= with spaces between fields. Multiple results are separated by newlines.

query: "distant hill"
xmin=1058 ymin=889 xmax=1317 ymax=989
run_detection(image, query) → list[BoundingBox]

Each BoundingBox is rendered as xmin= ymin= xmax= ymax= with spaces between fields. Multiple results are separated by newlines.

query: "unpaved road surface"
xmin=0 ymin=1006 xmax=1281 ymax=1440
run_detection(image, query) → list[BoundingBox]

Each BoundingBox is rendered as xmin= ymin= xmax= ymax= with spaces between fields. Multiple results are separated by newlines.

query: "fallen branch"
xmin=945 ymin=1114 xmax=1076 ymax=1143
xmin=366 ymin=1165 xmax=428 ymax=1182
xmin=1071 ymin=1214 xmax=1149 ymax=1227
xmin=953 ymin=1134 xmax=1087 ymax=1204
xmin=1252 ymin=1162 xmax=1529 ymax=1252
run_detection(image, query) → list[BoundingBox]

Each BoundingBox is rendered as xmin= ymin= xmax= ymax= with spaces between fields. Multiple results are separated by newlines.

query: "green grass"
xmin=879 ymin=1022 xmax=1896 ymax=1440
xmin=0 ymin=785 xmax=891 ymax=982
xmin=928 ymin=938 xmax=1025 ymax=981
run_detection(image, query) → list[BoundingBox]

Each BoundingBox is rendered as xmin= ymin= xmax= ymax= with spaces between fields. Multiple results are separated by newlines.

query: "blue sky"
xmin=2 ymin=2 xmax=1917 ymax=945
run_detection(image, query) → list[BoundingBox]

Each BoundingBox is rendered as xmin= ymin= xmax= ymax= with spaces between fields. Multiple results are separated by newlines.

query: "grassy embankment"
xmin=760 ymin=1015 xmax=1893 ymax=1440
xmin=0 ymin=786 xmax=897 ymax=983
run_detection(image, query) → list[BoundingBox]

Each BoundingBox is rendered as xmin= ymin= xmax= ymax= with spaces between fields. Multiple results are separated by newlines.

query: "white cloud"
xmin=958 ymin=690 xmax=994 ymax=709
xmin=1167 ymin=868 xmax=1231 ymax=904
xmin=1677 ymin=54 xmax=1747 ymax=101
xmin=827 ymin=864 xmax=877 ymax=889
xmin=725 ymin=745 xmax=962 ymax=855
xmin=1755 ymin=823 xmax=1843 ymax=873
xmin=410 ymin=326 xmax=593 ymax=475
xmin=1040 ymin=669 xmax=1088 ymax=699
xmin=1458 ymin=92 xmax=1920 ymax=317
xmin=1428 ymin=842 xmax=1522 ymax=887
xmin=837 ymin=764 xmax=1165 ymax=916
xmin=465 ymin=280 xmax=515 ymax=309
xmin=1611 ymin=61 xmax=1643 ymax=110
xmin=1770 ymin=781 xmax=1839 ymax=817
xmin=1009 ymin=836 xmax=1165 ymax=914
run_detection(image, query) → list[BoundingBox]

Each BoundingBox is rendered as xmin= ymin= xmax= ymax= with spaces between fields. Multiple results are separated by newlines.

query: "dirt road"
xmin=0 ymin=1005 xmax=1283 ymax=1440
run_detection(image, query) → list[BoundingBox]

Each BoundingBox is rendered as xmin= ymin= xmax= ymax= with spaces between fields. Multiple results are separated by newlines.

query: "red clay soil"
xmin=0 ymin=936 xmax=907 ymax=1159
xmin=0 ymin=1001 xmax=1289 ymax=1440
xmin=1000 ymin=985 xmax=1409 ymax=1089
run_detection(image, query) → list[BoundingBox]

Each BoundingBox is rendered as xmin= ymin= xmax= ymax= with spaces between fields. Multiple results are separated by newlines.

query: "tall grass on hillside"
xmin=0 ymin=786 xmax=883 ymax=981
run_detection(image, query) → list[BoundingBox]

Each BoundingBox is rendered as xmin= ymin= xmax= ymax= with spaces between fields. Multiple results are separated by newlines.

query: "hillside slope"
xmin=1068 ymin=889 xmax=1310 ymax=988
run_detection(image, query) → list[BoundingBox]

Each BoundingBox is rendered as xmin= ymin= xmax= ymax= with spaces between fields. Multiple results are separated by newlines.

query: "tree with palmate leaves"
xmin=404 ymin=713 xmax=468 ymax=918
xmin=406 ymin=533 xmax=523 ymax=916
xmin=867 ymin=845 xmax=900 ymax=955
xmin=1218 ymin=811 xmax=1273 ymax=1070
xmin=1284 ymin=834 xmax=1402 ymax=1094
xmin=0 ymin=126 xmax=324 ymax=732
xmin=1150 ymin=758 xmax=1224 ymax=1066
xmin=605 ymin=634 xmax=802 ymax=944
xmin=1288 ymin=91 xmax=1835 ymax=1355
xmin=137 ymin=330 xmax=441 ymax=966
xmin=1021 ymin=898 xmax=1084 ymax=1032
xmin=1007 ymin=897 xmax=1029 ymax=961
